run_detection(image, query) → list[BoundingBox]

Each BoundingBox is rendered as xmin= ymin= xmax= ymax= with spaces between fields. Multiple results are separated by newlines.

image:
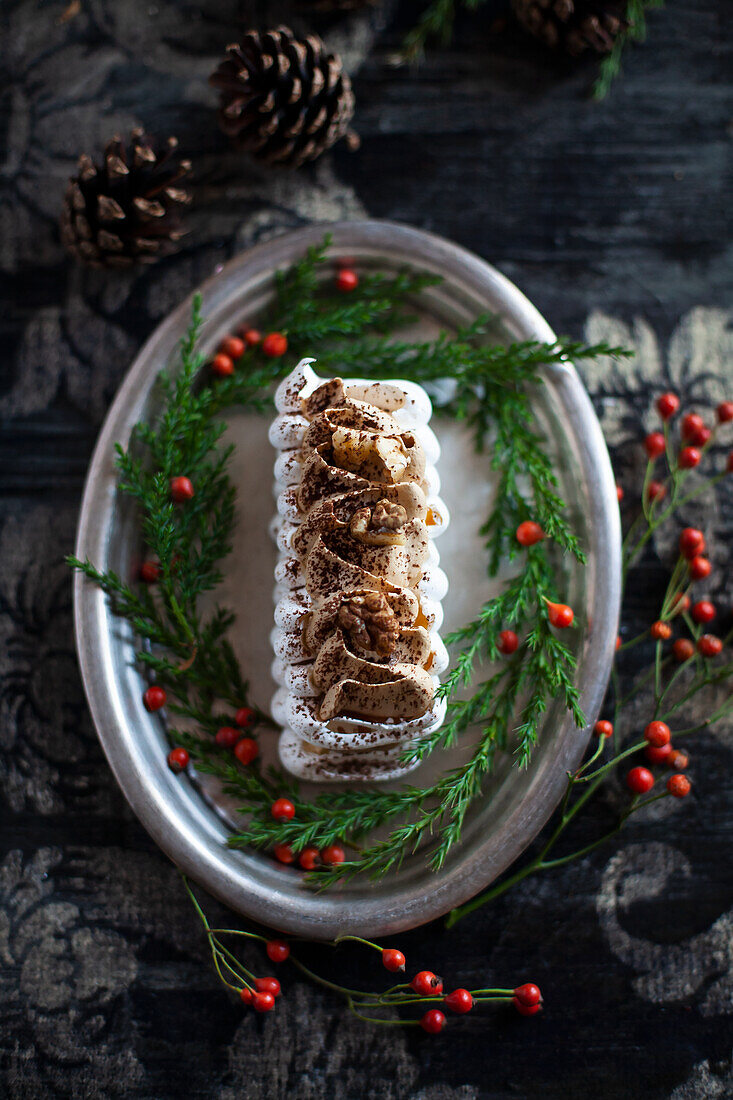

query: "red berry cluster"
xmin=623 ymin=719 xmax=692 ymax=799
xmin=641 ymin=393 xmax=733 ymax=484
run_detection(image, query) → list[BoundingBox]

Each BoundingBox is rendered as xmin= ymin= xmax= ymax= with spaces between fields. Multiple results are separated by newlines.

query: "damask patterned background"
xmin=1 ymin=1 xmax=731 ymax=1096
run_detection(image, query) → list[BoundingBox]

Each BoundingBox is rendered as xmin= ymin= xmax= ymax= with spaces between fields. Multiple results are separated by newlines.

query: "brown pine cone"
xmin=209 ymin=27 xmax=358 ymax=168
xmin=60 ymin=130 xmax=191 ymax=269
xmin=512 ymin=0 xmax=627 ymax=56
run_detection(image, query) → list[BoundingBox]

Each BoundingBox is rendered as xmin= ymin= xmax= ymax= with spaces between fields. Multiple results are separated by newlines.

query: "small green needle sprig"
xmin=70 ymin=234 xmax=629 ymax=883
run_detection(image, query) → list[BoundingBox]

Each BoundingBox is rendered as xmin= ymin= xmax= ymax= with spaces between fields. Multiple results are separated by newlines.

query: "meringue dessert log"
xmin=269 ymin=359 xmax=450 ymax=783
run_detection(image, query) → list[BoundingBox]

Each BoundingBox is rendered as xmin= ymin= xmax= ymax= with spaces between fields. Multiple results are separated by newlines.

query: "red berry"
xmin=627 ymin=766 xmax=655 ymax=794
xmin=298 ymin=847 xmax=320 ymax=871
xmin=513 ymin=998 xmax=542 ymax=1016
xmin=220 ymin=336 xmax=245 ymax=360
xmin=255 ymin=977 xmax=281 ymax=997
xmin=271 ymin=798 xmax=295 ymax=821
xmin=444 ymin=988 xmax=474 ymax=1014
xmin=616 ymin=484 xmax=624 ymax=502
xmin=689 ymin=556 xmax=711 ymax=581
xmin=513 ymin=983 xmax=542 ymax=1007
xmin=647 ymin=480 xmax=667 ymax=502
xmin=646 ymin=742 xmax=673 ymax=765
xmin=321 ymin=844 xmax=345 ymax=866
xmin=691 ymin=600 xmax=715 ymax=624
xmin=167 ymin=747 xmax=189 ymax=773
xmin=498 ymin=629 xmax=519 ymax=655
xmin=262 ymin=332 xmax=288 ymax=358
xmin=252 ymin=991 xmax=275 ymax=1013
xmin=235 ymin=706 xmax=255 ymax=728
xmin=696 ymin=427 xmax=712 ymax=447
xmin=644 ymin=432 xmax=666 ymax=459
xmin=410 ymin=971 xmax=443 ymax=996
xmin=336 ymin=268 xmax=359 ymax=292
xmin=667 ymin=774 xmax=691 ymax=798
xmin=616 ymin=635 xmax=622 ymax=650
xmin=239 ymin=987 xmax=253 ymax=1004
xmin=382 ymin=948 xmax=406 ymax=973
xmin=650 ymin=621 xmax=672 ymax=641
xmin=678 ymin=446 xmax=701 ymax=469
xmin=697 ymin=633 xmax=722 ymax=658
xmin=240 ymin=327 xmax=262 ymax=347
xmin=170 ymin=476 xmax=194 ymax=502
xmin=673 ymin=638 xmax=695 ymax=662
xmin=679 ymin=528 xmax=705 ymax=559
xmin=594 ymin=720 xmax=614 ymax=739
xmin=728 ymin=452 xmax=733 ymax=473
xmin=669 ymin=749 xmax=689 ymax=770
xmin=215 ymin=726 xmax=240 ymax=748
xmin=273 ymin=843 xmax=295 ymax=865
xmin=717 ymin=400 xmax=733 ymax=423
xmin=516 ymin=521 xmax=544 ymax=546
xmin=546 ymin=600 xmax=574 ymax=628
xmin=143 ymin=685 xmax=166 ymax=711
xmin=420 ymin=1009 xmax=446 ymax=1034
xmin=656 ymin=393 xmax=680 ymax=420
xmin=670 ymin=592 xmax=690 ymax=616
xmin=139 ymin=560 xmax=161 ymax=583
xmin=266 ymin=940 xmax=290 ymax=963
xmin=234 ymin=737 xmax=258 ymax=766
xmin=644 ymin=720 xmax=671 ymax=747
xmin=211 ymin=352 xmax=234 ymax=377
xmin=681 ymin=413 xmax=705 ymax=442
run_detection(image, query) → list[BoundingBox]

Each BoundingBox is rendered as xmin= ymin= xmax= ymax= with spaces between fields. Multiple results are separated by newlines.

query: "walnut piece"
xmin=337 ymin=591 xmax=399 ymax=658
xmin=349 ymin=506 xmax=406 ymax=546
xmin=372 ymin=499 xmax=408 ymax=530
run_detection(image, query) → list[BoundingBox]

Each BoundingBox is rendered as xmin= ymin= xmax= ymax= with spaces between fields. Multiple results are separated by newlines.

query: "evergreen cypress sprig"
xmin=69 ymin=234 xmax=629 ymax=883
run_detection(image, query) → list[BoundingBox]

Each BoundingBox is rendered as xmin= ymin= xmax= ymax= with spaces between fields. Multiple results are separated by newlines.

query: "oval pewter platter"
xmin=73 ymin=220 xmax=621 ymax=939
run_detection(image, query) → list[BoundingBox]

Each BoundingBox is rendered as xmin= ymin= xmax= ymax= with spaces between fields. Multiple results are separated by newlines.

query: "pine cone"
xmin=512 ymin=0 xmax=627 ymax=56
xmin=60 ymin=130 xmax=191 ymax=269
xmin=209 ymin=27 xmax=358 ymax=168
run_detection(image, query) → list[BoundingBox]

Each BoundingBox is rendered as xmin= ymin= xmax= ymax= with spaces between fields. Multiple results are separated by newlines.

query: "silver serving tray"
xmin=74 ymin=221 xmax=620 ymax=938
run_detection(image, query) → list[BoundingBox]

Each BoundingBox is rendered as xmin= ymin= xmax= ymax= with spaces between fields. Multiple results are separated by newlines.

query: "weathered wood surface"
xmin=1 ymin=1 xmax=731 ymax=1096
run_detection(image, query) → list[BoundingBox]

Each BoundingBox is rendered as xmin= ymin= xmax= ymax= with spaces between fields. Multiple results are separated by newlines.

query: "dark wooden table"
xmin=1 ymin=1 xmax=731 ymax=1097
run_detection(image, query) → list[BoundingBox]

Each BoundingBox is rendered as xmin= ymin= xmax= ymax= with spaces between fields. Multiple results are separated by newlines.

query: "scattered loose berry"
xmin=234 ymin=737 xmax=259 ymax=766
xmin=697 ymin=633 xmax=722 ymax=658
xmin=678 ymin=446 xmax=701 ymax=469
xmin=650 ymin=621 xmax=672 ymax=641
xmin=691 ymin=599 xmax=715 ymax=624
xmin=262 ymin=332 xmax=288 ymax=358
xmin=673 ymin=638 xmax=695 ymax=662
xmin=546 ymin=600 xmax=574 ymax=629
xmin=239 ymin=987 xmax=253 ymax=1004
xmin=235 ymin=706 xmax=255 ymax=728
xmin=252 ymin=991 xmax=276 ymax=1013
xmin=717 ymin=400 xmax=733 ymax=423
xmin=498 ymin=629 xmax=519 ymax=655
xmin=646 ymin=742 xmax=673 ymax=765
xmin=220 ymin=335 xmax=245 ymax=360
xmin=336 ymin=268 xmax=359 ymax=292
xmin=656 ymin=393 xmax=680 ymax=420
xmin=679 ymin=528 xmax=705 ymax=559
xmin=139 ymin=560 xmax=161 ymax=583
xmin=321 ymin=844 xmax=345 ymax=866
xmin=271 ymin=797 xmax=295 ymax=821
xmin=143 ymin=685 xmax=166 ymax=711
xmin=266 ymin=940 xmax=290 ymax=963
xmin=644 ymin=721 xmax=671 ymax=747
xmin=167 ymin=747 xmax=189 ymax=773
xmin=626 ymin=766 xmax=655 ymax=794
xmin=273 ymin=843 xmax=295 ymax=864
xmin=616 ymin=484 xmax=624 ymax=502
xmin=644 ymin=432 xmax=666 ymax=459
xmin=513 ymin=983 xmax=542 ymax=1007
xmin=681 ymin=413 xmax=705 ymax=443
xmin=444 ymin=988 xmax=474 ymax=1014
xmin=513 ymin=998 xmax=542 ymax=1016
xmin=689 ymin=556 xmax=711 ymax=580
xmin=240 ymin=327 xmax=262 ymax=347
xmin=420 ymin=1009 xmax=446 ymax=1034
xmin=667 ymin=774 xmax=691 ymax=798
xmin=647 ymin=480 xmax=667 ymax=502
xmin=382 ymin=948 xmax=406 ymax=973
xmin=298 ymin=847 xmax=320 ymax=871
xmin=255 ymin=977 xmax=281 ymax=997
xmin=170 ymin=476 xmax=194 ymax=502
xmin=211 ymin=352 xmax=234 ymax=377
xmin=410 ymin=971 xmax=443 ymax=996
xmin=594 ymin=720 xmax=614 ymax=739
xmin=669 ymin=749 xmax=689 ymax=770
xmin=215 ymin=726 xmax=240 ymax=748
xmin=516 ymin=520 xmax=544 ymax=546
xmin=670 ymin=592 xmax=690 ymax=616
